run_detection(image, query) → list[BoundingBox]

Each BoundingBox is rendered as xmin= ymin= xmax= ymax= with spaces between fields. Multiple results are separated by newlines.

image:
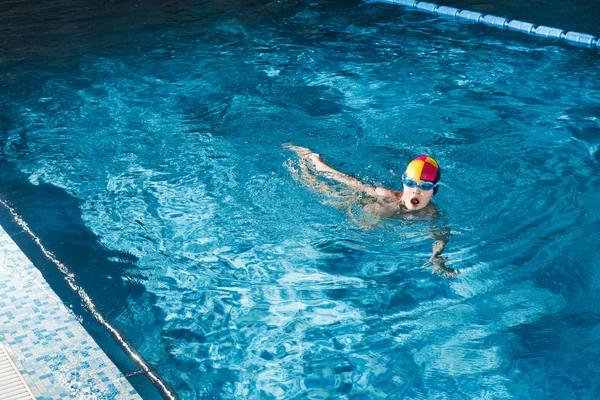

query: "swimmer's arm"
xmin=284 ymin=143 xmax=396 ymax=198
xmin=425 ymin=225 xmax=459 ymax=279
xmin=313 ymin=155 xmax=374 ymax=192
xmin=432 ymin=236 xmax=447 ymax=257
xmin=307 ymin=153 xmax=393 ymax=198
xmin=430 ymin=226 xmax=450 ymax=257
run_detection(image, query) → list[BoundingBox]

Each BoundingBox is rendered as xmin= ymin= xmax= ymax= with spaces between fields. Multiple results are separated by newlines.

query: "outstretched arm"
xmin=284 ymin=144 xmax=390 ymax=198
xmin=424 ymin=224 xmax=459 ymax=279
xmin=431 ymin=228 xmax=449 ymax=258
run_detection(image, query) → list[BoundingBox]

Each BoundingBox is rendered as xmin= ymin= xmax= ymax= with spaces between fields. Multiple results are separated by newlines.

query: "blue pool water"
xmin=1 ymin=0 xmax=600 ymax=398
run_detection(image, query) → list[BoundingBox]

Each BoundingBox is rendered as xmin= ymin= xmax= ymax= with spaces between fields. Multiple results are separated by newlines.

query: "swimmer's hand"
xmin=423 ymin=255 xmax=460 ymax=280
xmin=283 ymin=143 xmax=313 ymax=158
xmin=282 ymin=143 xmax=328 ymax=172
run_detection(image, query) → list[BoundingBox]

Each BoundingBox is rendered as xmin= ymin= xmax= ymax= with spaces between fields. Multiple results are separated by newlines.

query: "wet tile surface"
xmin=0 ymin=225 xmax=140 ymax=399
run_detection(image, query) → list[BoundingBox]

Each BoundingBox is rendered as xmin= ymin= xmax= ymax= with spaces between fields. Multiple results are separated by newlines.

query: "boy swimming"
xmin=284 ymin=144 xmax=458 ymax=279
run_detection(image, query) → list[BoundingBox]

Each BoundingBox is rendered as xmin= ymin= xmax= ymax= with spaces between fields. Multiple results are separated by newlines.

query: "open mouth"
xmin=410 ymin=197 xmax=420 ymax=207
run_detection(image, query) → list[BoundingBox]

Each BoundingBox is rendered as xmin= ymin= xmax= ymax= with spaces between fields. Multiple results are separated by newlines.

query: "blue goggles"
xmin=402 ymin=174 xmax=439 ymax=191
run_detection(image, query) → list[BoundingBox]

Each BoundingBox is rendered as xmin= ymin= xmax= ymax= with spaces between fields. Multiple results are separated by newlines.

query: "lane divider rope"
xmin=368 ymin=0 xmax=599 ymax=50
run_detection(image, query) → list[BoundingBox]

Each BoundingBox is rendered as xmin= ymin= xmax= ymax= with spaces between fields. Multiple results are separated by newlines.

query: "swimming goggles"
xmin=402 ymin=174 xmax=439 ymax=191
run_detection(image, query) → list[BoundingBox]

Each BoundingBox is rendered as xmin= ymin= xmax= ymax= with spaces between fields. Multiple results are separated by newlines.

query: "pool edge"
xmin=0 ymin=224 xmax=142 ymax=399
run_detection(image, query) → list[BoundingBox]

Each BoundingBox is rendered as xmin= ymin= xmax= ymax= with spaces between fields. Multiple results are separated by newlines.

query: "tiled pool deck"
xmin=0 ymin=224 xmax=141 ymax=399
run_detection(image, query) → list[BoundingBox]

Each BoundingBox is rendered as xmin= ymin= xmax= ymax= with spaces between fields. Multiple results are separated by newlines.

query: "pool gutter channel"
xmin=0 ymin=344 xmax=35 ymax=400
xmin=0 ymin=198 xmax=179 ymax=400
xmin=368 ymin=0 xmax=600 ymax=50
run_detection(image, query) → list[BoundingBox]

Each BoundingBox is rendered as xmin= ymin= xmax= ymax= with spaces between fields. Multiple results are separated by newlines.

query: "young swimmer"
xmin=284 ymin=144 xmax=458 ymax=279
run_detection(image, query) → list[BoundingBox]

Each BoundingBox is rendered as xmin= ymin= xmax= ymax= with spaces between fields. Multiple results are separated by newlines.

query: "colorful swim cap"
xmin=405 ymin=155 xmax=441 ymax=194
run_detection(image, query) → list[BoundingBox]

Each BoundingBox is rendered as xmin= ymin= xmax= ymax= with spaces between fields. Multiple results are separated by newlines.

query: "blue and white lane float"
xmin=369 ymin=0 xmax=599 ymax=51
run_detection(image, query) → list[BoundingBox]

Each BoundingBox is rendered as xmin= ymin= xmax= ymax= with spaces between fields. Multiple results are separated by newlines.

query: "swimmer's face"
xmin=401 ymin=177 xmax=435 ymax=211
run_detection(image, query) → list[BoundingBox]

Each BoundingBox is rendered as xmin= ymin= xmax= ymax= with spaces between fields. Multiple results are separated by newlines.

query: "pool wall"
xmin=0 ymin=223 xmax=140 ymax=399
xmin=369 ymin=0 xmax=600 ymax=50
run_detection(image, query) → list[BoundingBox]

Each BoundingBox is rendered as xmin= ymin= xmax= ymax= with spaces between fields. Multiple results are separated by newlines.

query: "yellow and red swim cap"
xmin=405 ymin=155 xmax=441 ymax=183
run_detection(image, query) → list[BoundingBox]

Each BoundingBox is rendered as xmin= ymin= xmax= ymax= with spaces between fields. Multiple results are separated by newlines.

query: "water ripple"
xmin=1 ymin=0 xmax=600 ymax=398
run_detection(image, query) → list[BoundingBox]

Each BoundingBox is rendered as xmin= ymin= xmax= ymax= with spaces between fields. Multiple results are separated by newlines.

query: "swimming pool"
xmin=1 ymin=0 xmax=600 ymax=398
